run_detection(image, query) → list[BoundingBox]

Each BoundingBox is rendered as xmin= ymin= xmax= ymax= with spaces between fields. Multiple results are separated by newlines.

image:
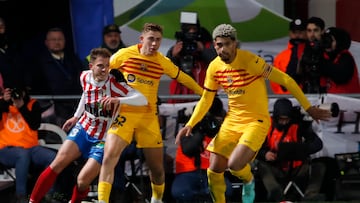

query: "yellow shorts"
xmin=107 ymin=111 xmax=163 ymax=148
xmin=207 ymin=117 xmax=270 ymax=159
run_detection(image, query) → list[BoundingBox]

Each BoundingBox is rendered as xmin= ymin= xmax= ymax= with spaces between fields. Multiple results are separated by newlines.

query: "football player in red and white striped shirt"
xmin=29 ymin=48 xmax=147 ymax=203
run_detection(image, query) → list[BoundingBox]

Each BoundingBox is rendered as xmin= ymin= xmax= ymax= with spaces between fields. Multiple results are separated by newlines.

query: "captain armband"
xmin=173 ymin=68 xmax=181 ymax=79
xmin=261 ymin=64 xmax=273 ymax=79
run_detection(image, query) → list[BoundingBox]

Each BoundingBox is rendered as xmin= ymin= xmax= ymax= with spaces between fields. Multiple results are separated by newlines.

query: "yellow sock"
xmin=97 ymin=181 xmax=112 ymax=203
xmin=151 ymin=182 xmax=165 ymax=200
xmin=207 ymin=169 xmax=226 ymax=203
xmin=229 ymin=163 xmax=253 ymax=183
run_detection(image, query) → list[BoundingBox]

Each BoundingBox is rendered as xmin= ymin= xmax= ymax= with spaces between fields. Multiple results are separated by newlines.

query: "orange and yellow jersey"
xmin=110 ymin=44 xmax=203 ymax=113
xmin=187 ymin=49 xmax=311 ymax=128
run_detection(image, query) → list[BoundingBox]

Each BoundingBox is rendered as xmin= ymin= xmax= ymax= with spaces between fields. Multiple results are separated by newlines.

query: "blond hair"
xmin=142 ymin=23 xmax=163 ymax=34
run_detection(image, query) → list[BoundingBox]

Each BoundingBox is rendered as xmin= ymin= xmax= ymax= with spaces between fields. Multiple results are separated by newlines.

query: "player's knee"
xmin=150 ymin=167 xmax=165 ymax=183
xmin=153 ymin=167 xmax=165 ymax=178
xmin=228 ymin=160 xmax=246 ymax=171
xmin=103 ymin=149 xmax=123 ymax=166
xmin=76 ymin=179 xmax=90 ymax=191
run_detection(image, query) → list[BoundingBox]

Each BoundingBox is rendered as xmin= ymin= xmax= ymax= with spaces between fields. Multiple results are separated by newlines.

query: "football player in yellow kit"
xmin=175 ymin=24 xmax=331 ymax=203
xmin=97 ymin=23 xmax=203 ymax=203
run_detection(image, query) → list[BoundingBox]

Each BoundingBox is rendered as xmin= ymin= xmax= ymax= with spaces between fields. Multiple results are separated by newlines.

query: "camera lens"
xmin=11 ymin=88 xmax=21 ymax=99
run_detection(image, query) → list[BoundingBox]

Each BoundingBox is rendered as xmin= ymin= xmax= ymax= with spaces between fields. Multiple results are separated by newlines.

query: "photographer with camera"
xmin=297 ymin=17 xmax=327 ymax=94
xmin=299 ymin=16 xmax=360 ymax=94
xmin=256 ymin=98 xmax=324 ymax=202
xmin=167 ymin=12 xmax=216 ymax=103
xmin=0 ymin=86 xmax=57 ymax=203
xmin=318 ymin=27 xmax=360 ymax=93
xmin=172 ymin=96 xmax=232 ymax=202
xmin=297 ymin=16 xmax=333 ymax=94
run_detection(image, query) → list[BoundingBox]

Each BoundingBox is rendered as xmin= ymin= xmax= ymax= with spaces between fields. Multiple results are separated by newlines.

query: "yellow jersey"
xmin=110 ymin=44 xmax=203 ymax=113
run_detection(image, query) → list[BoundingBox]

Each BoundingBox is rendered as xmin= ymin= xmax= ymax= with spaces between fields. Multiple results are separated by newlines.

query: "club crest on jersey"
xmin=127 ymin=74 xmax=136 ymax=83
xmin=140 ymin=63 xmax=147 ymax=71
xmin=227 ymin=75 xmax=233 ymax=84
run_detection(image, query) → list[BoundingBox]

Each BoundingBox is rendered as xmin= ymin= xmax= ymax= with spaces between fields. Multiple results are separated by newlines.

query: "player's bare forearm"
xmin=306 ymin=106 xmax=332 ymax=123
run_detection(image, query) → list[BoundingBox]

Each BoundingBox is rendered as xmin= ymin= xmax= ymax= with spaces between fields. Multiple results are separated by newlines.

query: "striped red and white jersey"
xmin=77 ymin=70 xmax=132 ymax=140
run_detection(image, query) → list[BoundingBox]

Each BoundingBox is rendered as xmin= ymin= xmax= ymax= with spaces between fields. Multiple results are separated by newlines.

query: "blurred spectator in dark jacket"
xmin=30 ymin=27 xmax=85 ymax=126
xmin=319 ymin=27 xmax=360 ymax=93
xmin=0 ymin=17 xmax=27 ymax=89
xmin=84 ymin=24 xmax=126 ymax=67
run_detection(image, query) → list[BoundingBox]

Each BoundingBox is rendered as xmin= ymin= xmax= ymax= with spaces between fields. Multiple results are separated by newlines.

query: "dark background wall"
xmin=284 ymin=0 xmax=309 ymax=20
xmin=336 ymin=0 xmax=360 ymax=42
xmin=0 ymin=0 xmax=73 ymax=53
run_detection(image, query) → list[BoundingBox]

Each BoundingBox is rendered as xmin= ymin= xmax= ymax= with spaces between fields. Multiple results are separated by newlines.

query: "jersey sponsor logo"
xmin=227 ymin=89 xmax=245 ymax=95
xmin=126 ymin=74 xmax=153 ymax=86
xmin=85 ymin=103 xmax=113 ymax=118
xmin=137 ymin=77 xmax=154 ymax=86
xmin=127 ymin=74 xmax=136 ymax=83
